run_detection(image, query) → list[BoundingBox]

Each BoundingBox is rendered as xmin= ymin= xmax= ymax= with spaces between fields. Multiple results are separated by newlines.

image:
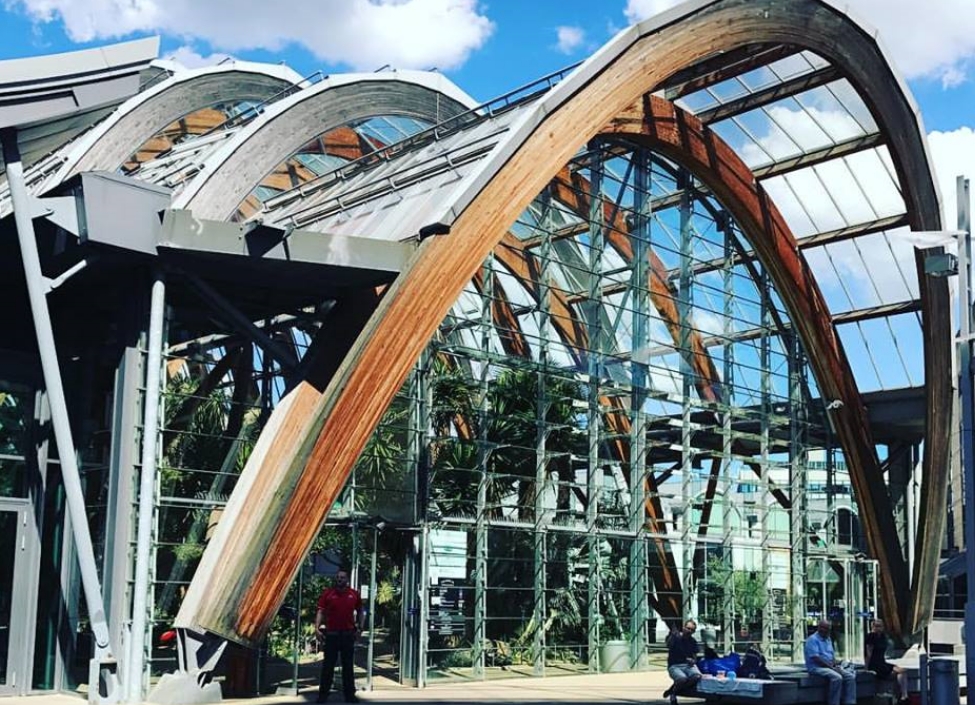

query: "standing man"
xmin=316 ymin=569 xmax=365 ymax=703
xmin=805 ymin=619 xmax=856 ymax=705
xmin=663 ymin=619 xmax=702 ymax=705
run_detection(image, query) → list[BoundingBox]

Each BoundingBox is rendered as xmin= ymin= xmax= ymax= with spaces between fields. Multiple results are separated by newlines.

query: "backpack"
xmin=738 ymin=645 xmax=772 ymax=679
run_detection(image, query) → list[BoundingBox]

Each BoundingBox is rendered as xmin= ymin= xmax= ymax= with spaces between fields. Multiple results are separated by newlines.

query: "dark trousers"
xmin=319 ymin=632 xmax=356 ymax=700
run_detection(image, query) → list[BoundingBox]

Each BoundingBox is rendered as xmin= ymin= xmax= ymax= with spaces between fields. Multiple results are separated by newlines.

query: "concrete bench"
xmin=688 ymin=668 xmax=882 ymax=705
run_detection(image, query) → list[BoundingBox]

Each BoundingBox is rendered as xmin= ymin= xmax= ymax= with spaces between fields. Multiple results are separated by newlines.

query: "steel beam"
xmin=669 ymin=214 xmax=910 ymax=281
xmin=2 ymin=129 xmax=120 ymax=698
xmin=126 ymin=272 xmax=166 ymax=703
xmin=695 ymin=66 xmax=843 ymax=125
xmin=159 ymin=209 xmax=413 ymax=275
xmin=661 ymin=45 xmax=797 ymax=100
xmin=179 ymin=271 xmax=299 ymax=373
xmin=628 ymin=148 xmax=650 ymax=668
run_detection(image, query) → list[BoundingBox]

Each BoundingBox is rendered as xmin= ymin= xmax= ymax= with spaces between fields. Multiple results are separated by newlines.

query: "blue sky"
xmin=0 ymin=0 xmax=971 ymax=131
xmin=2 ymin=0 xmax=970 ymax=223
xmin=0 ymin=0 xmax=969 ymax=393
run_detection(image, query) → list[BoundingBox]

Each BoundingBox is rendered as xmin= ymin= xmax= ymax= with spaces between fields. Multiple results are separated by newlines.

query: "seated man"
xmin=805 ymin=619 xmax=856 ymax=705
xmin=663 ymin=619 xmax=702 ymax=705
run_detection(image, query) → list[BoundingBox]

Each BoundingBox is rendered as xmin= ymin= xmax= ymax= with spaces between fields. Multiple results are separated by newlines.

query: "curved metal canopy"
xmin=0 ymin=36 xmax=160 ymax=175
xmin=174 ymin=70 xmax=478 ymax=220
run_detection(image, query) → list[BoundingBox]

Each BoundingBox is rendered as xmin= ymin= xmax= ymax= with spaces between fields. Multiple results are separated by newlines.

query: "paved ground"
xmin=3 ymin=671 xmax=681 ymax=705
xmin=3 ymin=670 xmax=966 ymax=705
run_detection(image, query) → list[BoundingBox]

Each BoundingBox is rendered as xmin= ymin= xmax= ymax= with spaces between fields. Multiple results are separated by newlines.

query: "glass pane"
xmin=33 ymin=466 xmax=65 ymax=690
xmin=0 ymin=510 xmax=17 ymax=685
xmin=0 ymin=459 xmax=28 ymax=500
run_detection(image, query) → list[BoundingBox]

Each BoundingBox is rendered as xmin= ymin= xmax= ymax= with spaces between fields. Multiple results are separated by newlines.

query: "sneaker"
xmin=345 ymin=696 xmax=360 ymax=703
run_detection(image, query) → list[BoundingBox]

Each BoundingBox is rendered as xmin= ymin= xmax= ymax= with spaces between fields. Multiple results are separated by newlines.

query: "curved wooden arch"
xmin=178 ymin=0 xmax=943 ymax=644
xmin=175 ymin=73 xmax=476 ymax=220
xmin=606 ymin=94 xmax=907 ymax=630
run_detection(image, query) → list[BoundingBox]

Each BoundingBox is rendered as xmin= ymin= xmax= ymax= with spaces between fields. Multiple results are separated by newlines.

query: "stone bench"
xmin=688 ymin=667 xmax=882 ymax=705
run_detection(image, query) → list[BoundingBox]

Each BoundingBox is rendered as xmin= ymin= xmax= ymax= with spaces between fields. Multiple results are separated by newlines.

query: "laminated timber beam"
xmin=176 ymin=0 xmax=942 ymax=646
xmin=603 ymin=94 xmax=910 ymax=635
xmin=907 ymin=248 xmax=953 ymax=636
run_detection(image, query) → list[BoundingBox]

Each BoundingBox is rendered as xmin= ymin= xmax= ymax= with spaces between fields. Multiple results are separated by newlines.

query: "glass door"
xmin=0 ymin=504 xmax=28 ymax=694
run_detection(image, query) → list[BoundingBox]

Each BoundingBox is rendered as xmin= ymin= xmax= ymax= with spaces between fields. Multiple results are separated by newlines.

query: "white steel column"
xmin=1 ymin=129 xmax=119 ymax=684
xmin=126 ymin=272 xmax=166 ymax=702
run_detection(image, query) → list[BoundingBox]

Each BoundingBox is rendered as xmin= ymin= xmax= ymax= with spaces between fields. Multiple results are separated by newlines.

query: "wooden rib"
xmin=490 ymin=235 xmax=684 ymax=621
xmin=174 ymin=288 xmax=383 ymax=643
xmin=182 ymin=0 xmax=940 ymax=645
xmin=549 ymin=168 xmax=722 ymax=403
xmin=907 ymin=247 xmax=952 ymax=636
xmin=603 ymin=94 xmax=909 ymax=636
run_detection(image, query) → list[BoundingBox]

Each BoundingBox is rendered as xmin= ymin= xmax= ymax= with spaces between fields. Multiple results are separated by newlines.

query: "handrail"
xmin=259 ymin=61 xmax=584 ymax=213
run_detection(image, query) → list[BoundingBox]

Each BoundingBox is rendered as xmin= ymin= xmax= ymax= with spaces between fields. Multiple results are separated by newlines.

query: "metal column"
xmin=759 ymin=270 xmax=773 ymax=651
xmin=719 ymin=214 xmax=736 ymax=654
xmin=534 ymin=200 xmax=553 ymax=676
xmin=677 ymin=171 xmax=695 ymax=620
xmin=788 ymin=331 xmax=809 ymax=662
xmin=472 ymin=256 xmax=492 ymax=678
xmin=628 ymin=149 xmax=651 ymax=669
xmin=126 ymin=272 xmax=166 ymax=703
xmin=955 ymin=175 xmax=975 ymax=699
xmin=1 ymin=129 xmax=119 ymax=698
xmin=586 ymin=143 xmax=605 ymax=672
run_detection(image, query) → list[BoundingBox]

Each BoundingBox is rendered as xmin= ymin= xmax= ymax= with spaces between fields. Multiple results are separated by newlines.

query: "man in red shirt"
xmin=315 ymin=569 xmax=365 ymax=703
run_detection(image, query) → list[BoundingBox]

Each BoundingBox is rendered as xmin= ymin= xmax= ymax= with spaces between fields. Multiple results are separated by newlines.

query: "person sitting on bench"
xmin=805 ymin=619 xmax=856 ymax=705
xmin=865 ymin=619 xmax=908 ymax=704
xmin=663 ymin=619 xmax=702 ymax=705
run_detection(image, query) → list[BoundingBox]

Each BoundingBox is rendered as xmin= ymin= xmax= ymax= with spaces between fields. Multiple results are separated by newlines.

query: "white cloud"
xmin=927 ymin=127 xmax=975 ymax=230
xmin=623 ymin=0 xmax=681 ymax=25
xmin=554 ymin=25 xmax=585 ymax=55
xmin=166 ymin=45 xmax=230 ymax=70
xmin=840 ymin=0 xmax=975 ymax=86
xmin=8 ymin=0 xmax=495 ymax=71
xmin=622 ymin=0 xmax=975 ymax=87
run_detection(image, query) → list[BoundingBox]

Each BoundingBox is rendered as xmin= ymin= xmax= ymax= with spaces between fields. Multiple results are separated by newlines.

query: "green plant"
xmin=702 ymin=557 xmax=769 ymax=630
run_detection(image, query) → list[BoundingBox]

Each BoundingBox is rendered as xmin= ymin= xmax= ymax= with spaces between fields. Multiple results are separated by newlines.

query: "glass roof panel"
xmin=836 ymin=315 xmax=920 ymax=392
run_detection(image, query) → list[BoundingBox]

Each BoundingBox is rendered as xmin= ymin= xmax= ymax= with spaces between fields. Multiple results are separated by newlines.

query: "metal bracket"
xmin=87 ymin=653 xmax=121 ymax=705
xmin=147 ymin=629 xmax=227 ymax=705
xmin=44 ymin=258 xmax=90 ymax=293
xmin=31 ymin=194 xmax=82 ymax=235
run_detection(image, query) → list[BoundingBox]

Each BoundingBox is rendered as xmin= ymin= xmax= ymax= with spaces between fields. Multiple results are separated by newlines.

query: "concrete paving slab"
xmin=1 ymin=671 xmax=679 ymax=705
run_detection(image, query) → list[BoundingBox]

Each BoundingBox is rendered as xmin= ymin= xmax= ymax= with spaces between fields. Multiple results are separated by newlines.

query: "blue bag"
xmin=697 ymin=651 xmax=741 ymax=676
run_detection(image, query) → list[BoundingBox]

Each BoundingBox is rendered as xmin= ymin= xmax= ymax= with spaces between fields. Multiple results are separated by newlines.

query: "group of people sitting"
xmin=663 ymin=617 xmax=908 ymax=705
